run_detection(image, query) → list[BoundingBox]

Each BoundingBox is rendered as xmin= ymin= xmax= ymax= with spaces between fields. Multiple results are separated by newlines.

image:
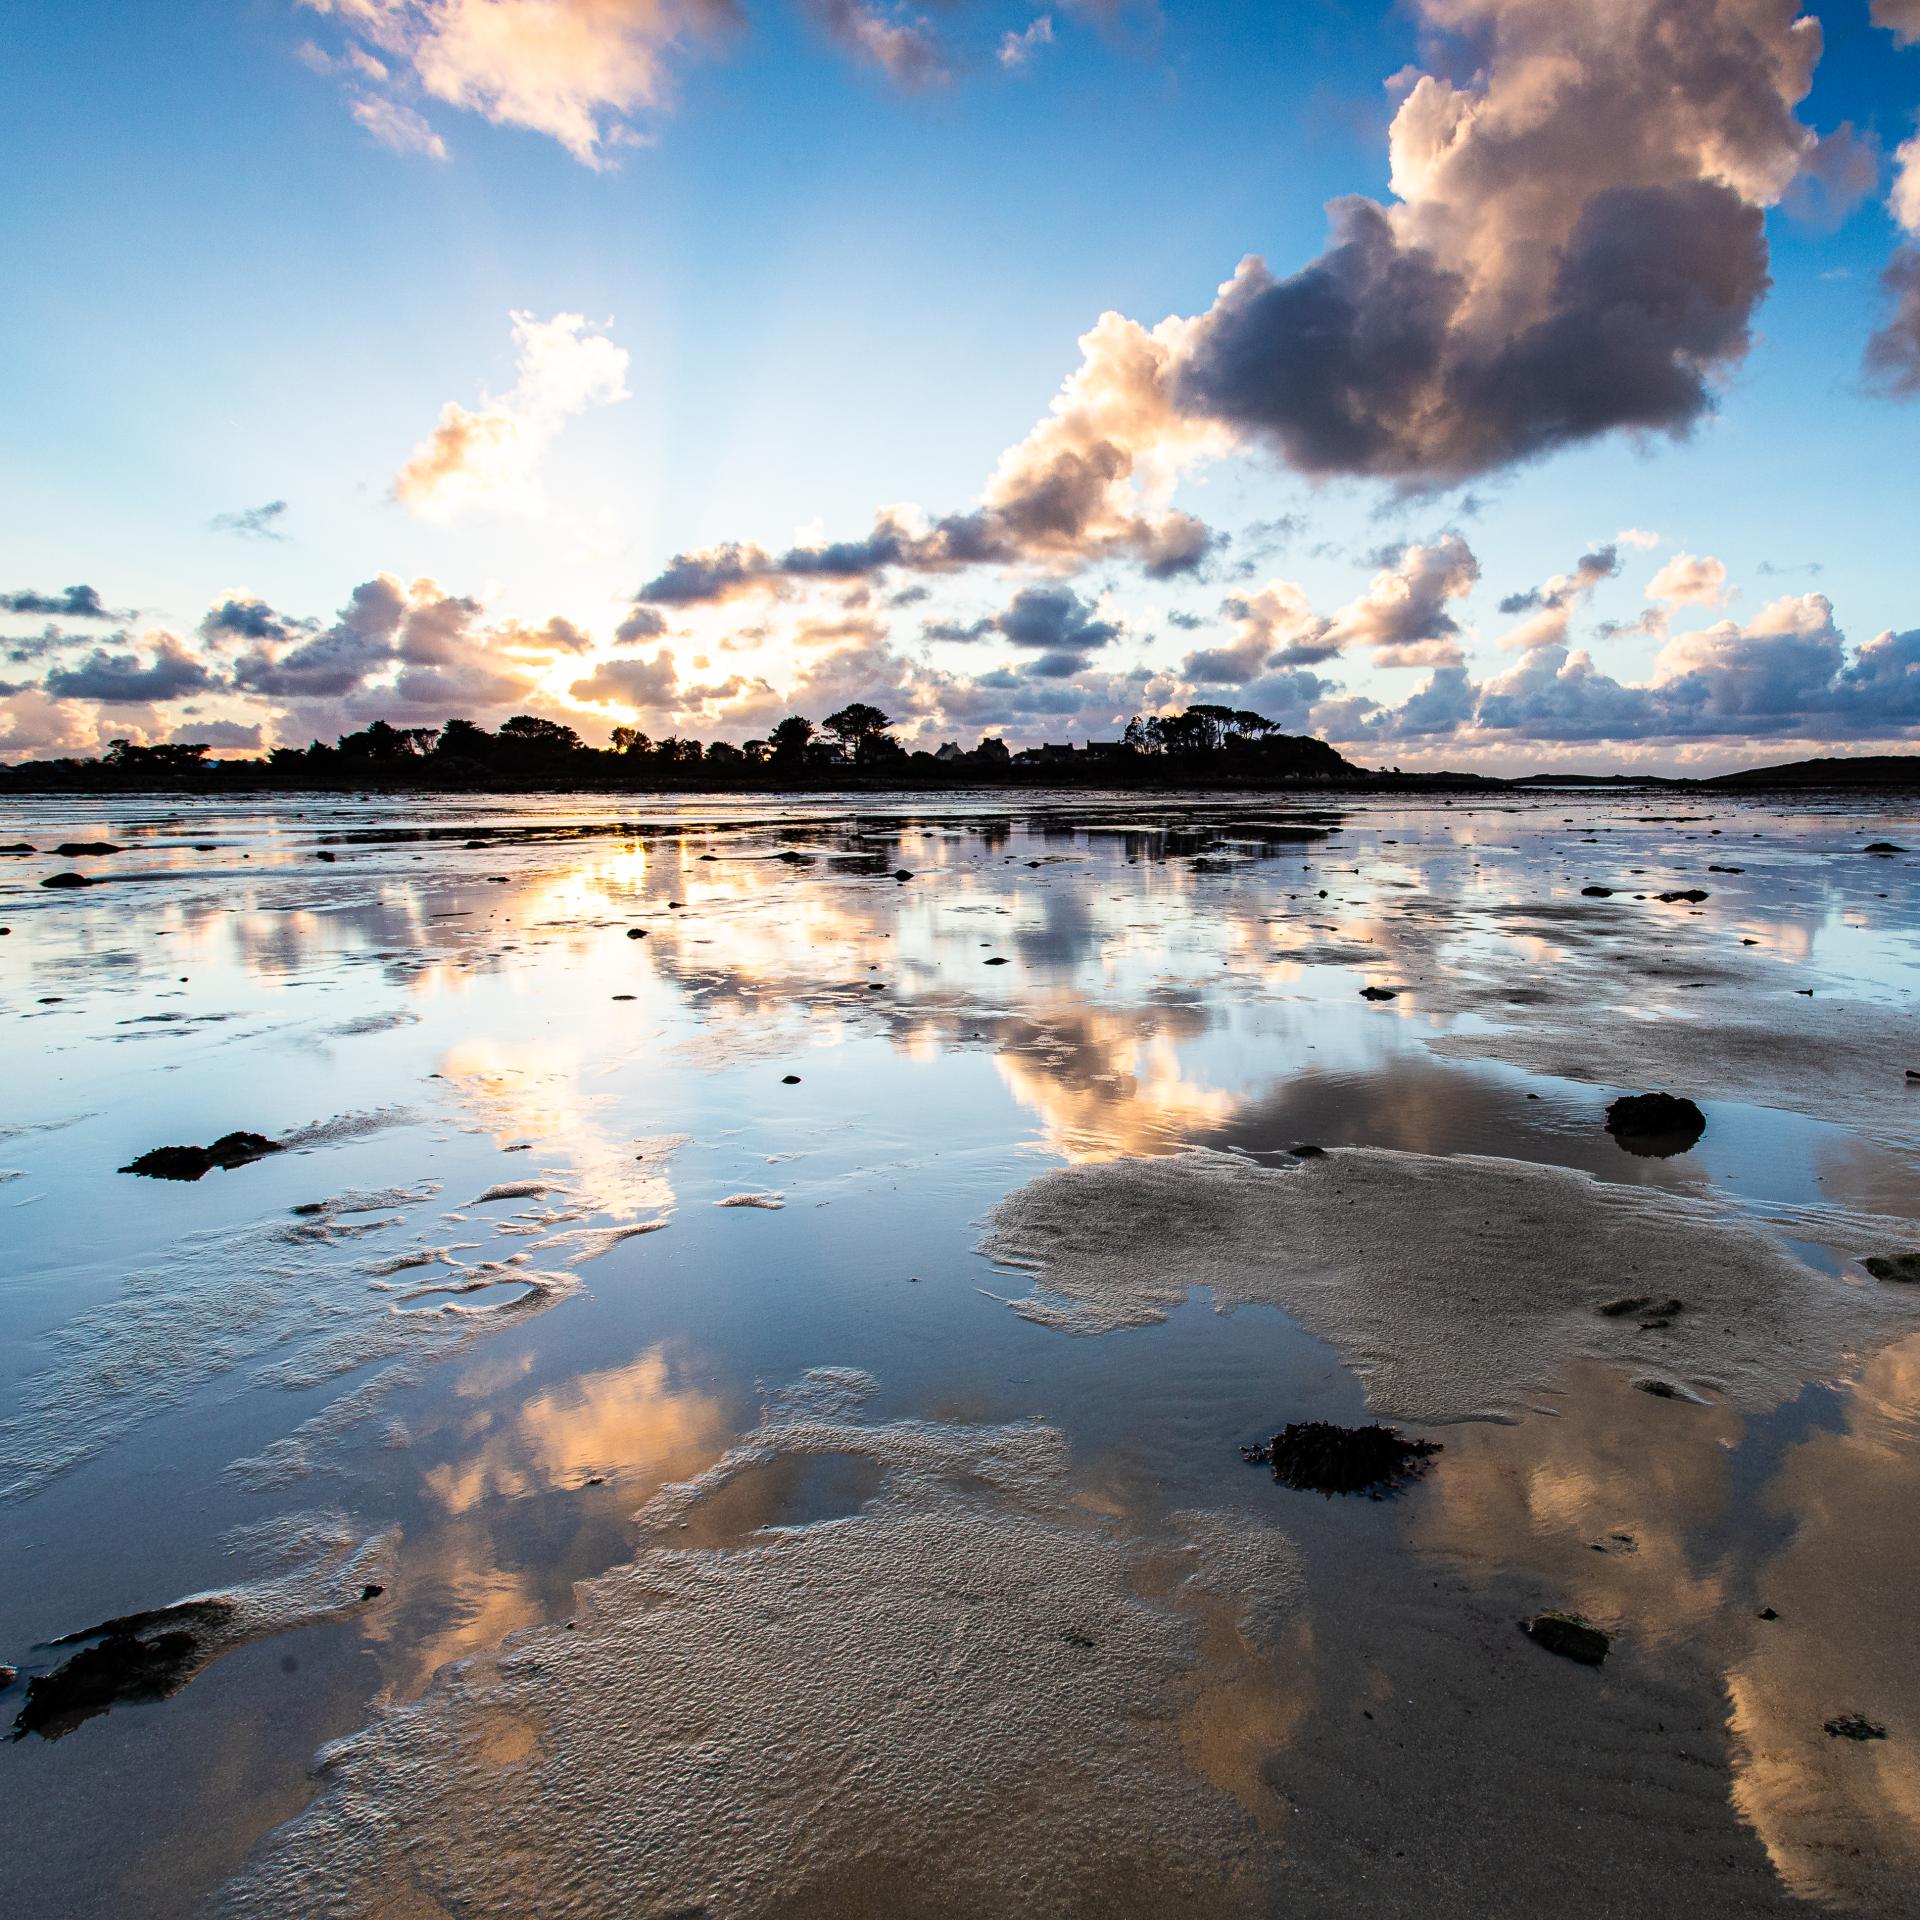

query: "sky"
xmin=2 ymin=0 xmax=1918 ymax=774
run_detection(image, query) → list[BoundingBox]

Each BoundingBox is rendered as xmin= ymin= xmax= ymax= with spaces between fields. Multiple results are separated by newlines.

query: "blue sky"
xmin=3 ymin=0 xmax=1918 ymax=770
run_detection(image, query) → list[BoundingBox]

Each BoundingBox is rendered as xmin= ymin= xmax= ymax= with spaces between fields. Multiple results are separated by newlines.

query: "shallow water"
xmin=1 ymin=787 xmax=1916 ymax=1916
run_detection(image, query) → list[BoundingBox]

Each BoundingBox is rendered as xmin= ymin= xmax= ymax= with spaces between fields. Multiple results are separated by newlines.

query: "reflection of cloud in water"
xmin=1411 ymin=1362 xmax=1741 ymax=1645
xmin=990 ymin=1007 xmax=1239 ymax=1162
xmin=372 ymin=1347 xmax=735 ymax=1697
xmin=427 ymin=1347 xmax=732 ymax=1514
xmin=1728 ymin=1333 xmax=1920 ymax=1907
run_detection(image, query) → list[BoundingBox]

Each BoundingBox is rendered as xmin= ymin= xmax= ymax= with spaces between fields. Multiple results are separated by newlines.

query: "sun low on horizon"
xmin=3 ymin=0 xmax=1919 ymax=777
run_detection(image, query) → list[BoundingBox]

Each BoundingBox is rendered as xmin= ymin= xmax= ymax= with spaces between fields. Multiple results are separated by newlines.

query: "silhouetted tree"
xmin=105 ymin=739 xmax=211 ymax=770
xmin=435 ymin=718 xmax=493 ymax=761
xmin=768 ymin=715 xmax=814 ymax=765
xmin=822 ymin=702 xmax=894 ymax=765
xmin=497 ymin=714 xmax=584 ymax=754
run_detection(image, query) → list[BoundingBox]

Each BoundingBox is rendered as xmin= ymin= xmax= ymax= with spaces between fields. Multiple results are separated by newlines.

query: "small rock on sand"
xmin=1580 ymin=885 xmax=1613 ymax=897
xmin=1864 ymin=1253 xmax=1920 ymax=1284
xmin=51 ymin=842 xmax=123 ymax=857
xmin=40 ymin=872 xmax=96 ymax=890
xmin=1522 ymin=1612 xmax=1610 ymax=1665
xmin=1605 ymin=1090 xmax=1706 ymax=1158
xmin=1863 ymin=843 xmax=1905 ymax=855
xmin=1359 ymin=985 xmax=1397 ymax=1001
xmin=1656 ymin=889 xmax=1709 ymax=904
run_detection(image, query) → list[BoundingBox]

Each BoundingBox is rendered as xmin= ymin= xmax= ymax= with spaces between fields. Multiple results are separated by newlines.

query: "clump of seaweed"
xmin=1242 ymin=1420 xmax=1440 ymax=1498
xmin=120 ymin=1132 xmax=284 ymax=1181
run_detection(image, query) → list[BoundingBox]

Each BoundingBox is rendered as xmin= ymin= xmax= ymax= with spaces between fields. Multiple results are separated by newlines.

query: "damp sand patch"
xmin=1426 ymin=997 xmax=1920 ymax=1143
xmin=222 ymin=1373 xmax=1301 ymax=1920
xmin=979 ymin=1147 xmax=1920 ymax=1422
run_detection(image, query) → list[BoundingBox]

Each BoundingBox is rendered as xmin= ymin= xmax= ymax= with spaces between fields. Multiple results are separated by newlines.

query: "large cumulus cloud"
xmin=627 ymin=0 xmax=1830 ymax=629
xmin=1150 ymin=0 xmax=1817 ymax=484
xmin=1334 ymin=594 xmax=1920 ymax=748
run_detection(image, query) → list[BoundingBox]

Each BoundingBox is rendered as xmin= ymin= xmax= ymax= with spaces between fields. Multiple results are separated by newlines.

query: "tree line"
xmin=44 ymin=700 xmax=1355 ymax=786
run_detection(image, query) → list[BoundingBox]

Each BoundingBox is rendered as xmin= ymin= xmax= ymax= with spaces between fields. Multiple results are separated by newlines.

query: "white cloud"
xmin=1647 ymin=551 xmax=1730 ymax=609
xmin=394 ymin=311 xmax=631 ymax=520
xmin=351 ymin=95 xmax=449 ymax=158
xmin=1891 ymin=129 xmax=1920 ymax=238
xmin=998 ymin=15 xmax=1054 ymax=71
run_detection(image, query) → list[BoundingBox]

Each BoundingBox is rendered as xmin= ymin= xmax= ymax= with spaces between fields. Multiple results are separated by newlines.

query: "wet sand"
xmin=0 ymin=787 xmax=1916 ymax=1916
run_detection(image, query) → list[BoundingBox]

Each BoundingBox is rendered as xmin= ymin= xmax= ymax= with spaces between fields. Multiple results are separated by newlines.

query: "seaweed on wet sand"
xmin=11 ymin=1599 xmax=235 ymax=1741
xmin=1825 ymin=1713 xmax=1887 ymax=1741
xmin=1242 ymin=1420 xmax=1441 ymax=1497
xmin=120 ymin=1132 xmax=284 ymax=1181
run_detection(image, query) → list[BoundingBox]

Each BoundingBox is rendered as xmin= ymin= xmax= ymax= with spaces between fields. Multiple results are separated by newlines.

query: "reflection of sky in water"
xmin=1 ymin=789 xmax=1917 ymax=1916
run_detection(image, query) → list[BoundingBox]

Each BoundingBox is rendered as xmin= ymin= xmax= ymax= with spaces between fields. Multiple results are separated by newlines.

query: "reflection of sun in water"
xmin=437 ymin=1036 xmax=679 ymax=1222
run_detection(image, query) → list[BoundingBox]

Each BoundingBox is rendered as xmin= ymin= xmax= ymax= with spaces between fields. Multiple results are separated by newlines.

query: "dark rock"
xmin=313 ymin=850 xmax=337 ymax=862
xmin=782 ymin=1075 xmax=801 ymax=1084
xmin=1598 ymin=1294 xmax=1682 ymax=1320
xmin=626 ymin=928 xmax=647 ymax=939
xmin=1580 ymin=885 xmax=1613 ymax=897
xmin=360 ymin=1585 xmax=384 ymax=1601
xmin=1634 ymin=1378 xmax=1693 ymax=1400
xmin=1707 ymin=865 xmax=1744 ymax=873
xmin=1522 ymin=1611 xmax=1610 ymax=1665
xmin=51 ymin=842 xmax=123 ymax=857
xmin=1359 ymin=985 xmax=1397 ymax=1001
xmin=894 ymin=869 xmax=914 ymax=881
xmin=40 ymin=872 xmax=95 ymax=889
xmin=1824 ymin=1713 xmax=1887 ymax=1740
xmin=0 ymin=843 xmax=37 ymax=854
xmin=984 ymin=956 xmax=1009 ymax=966
xmin=120 ymin=1132 xmax=284 ymax=1182
xmin=1290 ymin=1143 xmax=1326 ymax=1159
xmin=1864 ymin=1253 xmax=1920 ymax=1284
xmin=1758 ymin=1607 xmax=1779 ymax=1621
xmin=1863 ymin=843 xmax=1905 ymax=855
xmin=1656 ymin=889 xmax=1709 ymax=903
xmin=1606 ymin=1090 xmax=1706 ymax=1157
xmin=1243 ymin=1420 xmax=1440 ymax=1498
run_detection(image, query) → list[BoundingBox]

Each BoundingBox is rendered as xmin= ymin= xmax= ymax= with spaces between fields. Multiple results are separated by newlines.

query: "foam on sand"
xmin=223 ymin=1373 xmax=1301 ymax=1919
xmin=980 ymin=1147 xmax=1920 ymax=1422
